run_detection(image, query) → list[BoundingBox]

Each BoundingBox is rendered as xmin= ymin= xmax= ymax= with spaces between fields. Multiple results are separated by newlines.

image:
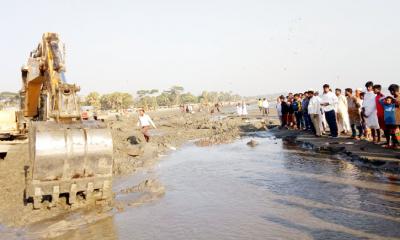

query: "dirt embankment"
xmin=0 ymin=108 xmax=267 ymax=228
xmin=270 ymin=128 xmax=400 ymax=175
xmin=110 ymin=110 xmax=254 ymax=175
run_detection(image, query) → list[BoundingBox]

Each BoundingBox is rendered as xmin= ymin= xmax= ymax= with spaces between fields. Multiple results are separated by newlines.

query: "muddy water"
xmin=5 ymin=132 xmax=400 ymax=239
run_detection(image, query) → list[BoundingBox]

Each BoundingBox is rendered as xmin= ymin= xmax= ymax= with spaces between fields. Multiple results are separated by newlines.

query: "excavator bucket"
xmin=25 ymin=121 xmax=113 ymax=209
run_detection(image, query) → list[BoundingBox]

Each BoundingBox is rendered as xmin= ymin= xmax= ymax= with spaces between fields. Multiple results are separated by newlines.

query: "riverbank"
xmin=270 ymin=127 xmax=400 ymax=175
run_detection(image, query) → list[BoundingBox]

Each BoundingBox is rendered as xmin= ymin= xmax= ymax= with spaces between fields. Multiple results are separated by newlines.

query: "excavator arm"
xmin=21 ymin=32 xmax=80 ymax=122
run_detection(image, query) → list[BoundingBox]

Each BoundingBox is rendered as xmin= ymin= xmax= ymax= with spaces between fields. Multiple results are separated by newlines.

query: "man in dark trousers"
xmin=320 ymin=84 xmax=339 ymax=137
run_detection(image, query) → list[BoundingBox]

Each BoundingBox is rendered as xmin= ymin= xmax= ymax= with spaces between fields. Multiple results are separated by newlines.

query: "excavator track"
xmin=25 ymin=121 xmax=113 ymax=209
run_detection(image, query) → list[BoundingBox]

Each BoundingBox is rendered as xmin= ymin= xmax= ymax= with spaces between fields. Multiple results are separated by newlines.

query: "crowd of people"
xmin=236 ymin=101 xmax=248 ymax=116
xmin=258 ymin=98 xmax=270 ymax=116
xmin=275 ymin=82 xmax=400 ymax=149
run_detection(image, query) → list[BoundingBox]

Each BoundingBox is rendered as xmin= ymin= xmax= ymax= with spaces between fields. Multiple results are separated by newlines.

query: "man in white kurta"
xmin=276 ymin=97 xmax=282 ymax=125
xmin=236 ymin=103 xmax=242 ymax=116
xmin=241 ymin=101 xmax=248 ymax=116
xmin=308 ymin=91 xmax=322 ymax=136
xmin=362 ymin=81 xmax=380 ymax=142
xmin=335 ymin=89 xmax=351 ymax=133
xmin=262 ymin=98 xmax=269 ymax=116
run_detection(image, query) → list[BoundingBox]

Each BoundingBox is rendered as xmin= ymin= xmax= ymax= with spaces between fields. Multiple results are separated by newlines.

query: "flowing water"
xmin=5 ymin=132 xmax=400 ymax=239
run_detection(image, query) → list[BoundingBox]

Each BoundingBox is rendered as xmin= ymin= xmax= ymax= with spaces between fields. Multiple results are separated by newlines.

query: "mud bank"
xmin=271 ymin=128 xmax=400 ymax=175
xmin=110 ymin=110 xmax=258 ymax=175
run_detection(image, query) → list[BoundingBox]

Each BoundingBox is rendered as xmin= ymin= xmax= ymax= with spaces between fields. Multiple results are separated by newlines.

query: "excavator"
xmin=20 ymin=33 xmax=114 ymax=209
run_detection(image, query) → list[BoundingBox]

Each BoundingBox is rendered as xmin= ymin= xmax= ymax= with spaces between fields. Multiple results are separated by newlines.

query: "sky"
xmin=0 ymin=0 xmax=399 ymax=96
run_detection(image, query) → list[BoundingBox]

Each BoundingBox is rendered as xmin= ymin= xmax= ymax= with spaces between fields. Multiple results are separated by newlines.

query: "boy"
xmin=262 ymin=98 xmax=269 ymax=116
xmin=389 ymin=84 xmax=400 ymax=147
xmin=389 ymin=84 xmax=400 ymax=127
xmin=137 ymin=109 xmax=156 ymax=142
xmin=292 ymin=94 xmax=303 ymax=130
xmin=258 ymin=98 xmax=263 ymax=113
xmin=373 ymin=84 xmax=385 ymax=141
xmin=379 ymin=96 xmax=398 ymax=148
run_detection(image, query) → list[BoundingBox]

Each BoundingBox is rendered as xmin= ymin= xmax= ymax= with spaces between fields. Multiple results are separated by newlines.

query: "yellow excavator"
xmin=21 ymin=33 xmax=113 ymax=209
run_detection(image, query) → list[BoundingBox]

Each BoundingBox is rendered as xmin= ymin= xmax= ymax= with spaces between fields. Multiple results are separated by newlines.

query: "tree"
xmin=85 ymin=92 xmax=101 ymax=109
xmin=150 ymin=96 xmax=158 ymax=110
xmin=0 ymin=92 xmax=19 ymax=108
xmin=100 ymin=94 xmax=113 ymax=110
xmin=166 ymin=85 xmax=184 ymax=105
xmin=136 ymin=96 xmax=158 ymax=110
xmin=136 ymin=90 xmax=149 ymax=98
xmin=132 ymin=85 xmax=241 ymax=109
xmin=135 ymin=89 xmax=160 ymax=109
xmin=207 ymin=91 xmax=218 ymax=103
xmin=170 ymin=86 xmax=184 ymax=94
xmin=120 ymin=93 xmax=134 ymax=109
xmin=198 ymin=91 xmax=209 ymax=104
xmin=180 ymin=92 xmax=198 ymax=104
xmin=149 ymin=89 xmax=159 ymax=95
xmin=100 ymin=92 xmax=133 ymax=110
xmin=156 ymin=92 xmax=171 ymax=107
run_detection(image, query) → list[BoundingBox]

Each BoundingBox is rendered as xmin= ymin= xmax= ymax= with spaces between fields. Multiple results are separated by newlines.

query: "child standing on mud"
xmin=137 ymin=109 xmax=156 ymax=142
xmin=258 ymin=98 xmax=263 ymax=113
xmin=379 ymin=96 xmax=399 ymax=149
